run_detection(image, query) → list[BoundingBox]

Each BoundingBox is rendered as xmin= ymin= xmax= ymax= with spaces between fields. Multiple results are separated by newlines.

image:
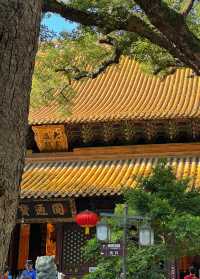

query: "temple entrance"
xmin=7 ymin=197 xmax=117 ymax=278
xmin=8 ymin=223 xmax=56 ymax=277
xmin=29 ymin=224 xmax=46 ymax=265
xmin=16 ymin=223 xmax=47 ymax=271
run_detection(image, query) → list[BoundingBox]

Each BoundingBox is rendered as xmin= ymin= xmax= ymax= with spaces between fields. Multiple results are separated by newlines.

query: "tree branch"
xmin=127 ymin=16 xmax=173 ymax=51
xmin=43 ymin=0 xmax=200 ymax=74
xmin=74 ymin=49 xmax=121 ymax=80
xmin=42 ymin=0 xmax=125 ymax=33
xmin=181 ymin=0 xmax=196 ymax=17
xmin=152 ymin=62 xmax=184 ymax=75
xmin=43 ymin=0 xmax=168 ymax=45
xmin=43 ymin=1 xmax=175 ymax=59
xmin=55 ymin=37 xmax=122 ymax=80
xmin=134 ymin=0 xmax=200 ymax=74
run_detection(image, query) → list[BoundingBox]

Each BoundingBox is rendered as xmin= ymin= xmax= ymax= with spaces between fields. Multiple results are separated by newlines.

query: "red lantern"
xmin=75 ymin=210 xmax=99 ymax=235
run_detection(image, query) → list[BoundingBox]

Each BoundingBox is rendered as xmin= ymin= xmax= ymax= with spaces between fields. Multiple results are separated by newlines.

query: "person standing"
xmin=184 ymin=267 xmax=198 ymax=279
xmin=7 ymin=271 xmax=12 ymax=279
xmin=1 ymin=268 xmax=12 ymax=279
xmin=20 ymin=260 xmax=36 ymax=279
xmin=1 ymin=269 xmax=8 ymax=279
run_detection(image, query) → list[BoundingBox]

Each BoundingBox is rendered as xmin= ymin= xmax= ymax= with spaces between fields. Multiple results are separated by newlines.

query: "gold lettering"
xmin=34 ymin=204 xmax=48 ymax=216
xmin=18 ymin=204 xmax=30 ymax=216
xmin=52 ymin=203 xmax=65 ymax=216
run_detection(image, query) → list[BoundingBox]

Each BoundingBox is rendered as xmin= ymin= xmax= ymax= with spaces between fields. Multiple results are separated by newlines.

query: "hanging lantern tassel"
xmin=85 ymin=226 xmax=90 ymax=235
xmin=75 ymin=210 xmax=99 ymax=235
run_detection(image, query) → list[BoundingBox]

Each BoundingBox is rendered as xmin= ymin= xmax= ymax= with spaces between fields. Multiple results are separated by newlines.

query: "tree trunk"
xmin=0 ymin=0 xmax=42 ymax=273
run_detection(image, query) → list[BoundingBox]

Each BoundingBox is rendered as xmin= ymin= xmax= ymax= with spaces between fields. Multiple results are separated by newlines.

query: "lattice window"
xmin=63 ymin=223 xmax=88 ymax=271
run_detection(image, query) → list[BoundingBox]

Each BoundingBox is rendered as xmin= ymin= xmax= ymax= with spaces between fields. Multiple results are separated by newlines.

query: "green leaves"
xmin=130 ymin=38 xmax=176 ymax=76
xmin=126 ymin=160 xmax=200 ymax=259
xmin=166 ymin=214 xmax=200 ymax=256
xmin=66 ymin=0 xmax=133 ymax=15
xmin=36 ymin=0 xmax=200 ymax=109
xmin=31 ymin=29 xmax=112 ymax=111
xmin=83 ymin=161 xmax=200 ymax=279
xmin=40 ymin=0 xmax=200 ymax=97
xmin=128 ymin=244 xmax=168 ymax=278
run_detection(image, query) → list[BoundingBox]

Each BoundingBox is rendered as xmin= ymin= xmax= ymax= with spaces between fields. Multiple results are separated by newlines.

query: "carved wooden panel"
xmin=191 ymin=120 xmax=200 ymax=140
xmin=168 ymin=121 xmax=177 ymax=141
xmin=46 ymin=224 xmax=56 ymax=256
xmin=32 ymin=125 xmax=68 ymax=152
xmin=122 ymin=121 xmax=136 ymax=142
xmin=62 ymin=223 xmax=95 ymax=278
xmin=81 ymin=124 xmax=94 ymax=144
xmin=103 ymin=123 xmax=114 ymax=143
xmin=145 ymin=121 xmax=156 ymax=142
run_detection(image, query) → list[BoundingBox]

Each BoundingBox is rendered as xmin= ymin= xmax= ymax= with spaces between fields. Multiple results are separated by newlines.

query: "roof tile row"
xmin=29 ymin=57 xmax=200 ymax=125
xmin=21 ymin=156 xmax=200 ymax=199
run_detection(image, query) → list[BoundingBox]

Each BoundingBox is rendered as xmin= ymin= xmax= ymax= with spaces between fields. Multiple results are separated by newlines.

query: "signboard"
xmin=89 ymin=267 xmax=97 ymax=273
xmin=17 ymin=199 xmax=75 ymax=222
xmin=100 ymin=243 xmax=123 ymax=257
xmin=32 ymin=125 xmax=68 ymax=152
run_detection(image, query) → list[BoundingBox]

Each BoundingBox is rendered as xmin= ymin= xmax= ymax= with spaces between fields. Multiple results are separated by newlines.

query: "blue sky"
xmin=42 ymin=13 xmax=76 ymax=34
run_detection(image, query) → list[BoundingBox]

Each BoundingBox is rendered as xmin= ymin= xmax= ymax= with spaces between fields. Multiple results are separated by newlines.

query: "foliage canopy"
xmin=82 ymin=161 xmax=200 ymax=279
xmin=32 ymin=0 xmax=200 ymax=107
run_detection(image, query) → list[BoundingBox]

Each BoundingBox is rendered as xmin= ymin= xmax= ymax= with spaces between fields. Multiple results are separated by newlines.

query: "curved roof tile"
xmin=29 ymin=57 xmax=200 ymax=125
xmin=21 ymin=156 xmax=200 ymax=199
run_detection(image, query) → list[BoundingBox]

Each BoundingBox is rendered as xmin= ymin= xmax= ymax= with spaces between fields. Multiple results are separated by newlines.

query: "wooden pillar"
xmin=17 ymin=224 xmax=30 ymax=270
xmin=176 ymin=259 xmax=180 ymax=279
xmin=55 ymin=224 xmax=64 ymax=272
xmin=179 ymin=256 xmax=195 ymax=276
xmin=179 ymin=256 xmax=189 ymax=273
xmin=41 ymin=223 xmax=47 ymax=256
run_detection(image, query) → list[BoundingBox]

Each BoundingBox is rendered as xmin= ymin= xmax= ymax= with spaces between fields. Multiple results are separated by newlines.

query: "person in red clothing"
xmin=0 ymin=268 xmax=9 ymax=279
xmin=184 ymin=267 xmax=198 ymax=279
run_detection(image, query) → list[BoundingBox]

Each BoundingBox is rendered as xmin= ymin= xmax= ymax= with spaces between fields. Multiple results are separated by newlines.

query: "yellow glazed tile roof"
xmin=29 ymin=57 xmax=200 ymax=125
xmin=21 ymin=156 xmax=200 ymax=199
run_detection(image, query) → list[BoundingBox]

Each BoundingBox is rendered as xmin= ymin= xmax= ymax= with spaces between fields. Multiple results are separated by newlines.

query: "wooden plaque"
xmin=17 ymin=199 xmax=76 ymax=223
xmin=32 ymin=124 xmax=68 ymax=152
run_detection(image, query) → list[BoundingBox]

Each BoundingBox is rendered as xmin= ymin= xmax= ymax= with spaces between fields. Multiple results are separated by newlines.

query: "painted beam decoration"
xmin=17 ymin=199 xmax=76 ymax=223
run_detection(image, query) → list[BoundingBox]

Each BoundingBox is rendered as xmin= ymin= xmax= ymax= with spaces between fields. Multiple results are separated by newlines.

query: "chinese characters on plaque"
xmin=32 ymin=125 xmax=68 ymax=152
xmin=17 ymin=200 xmax=74 ymax=221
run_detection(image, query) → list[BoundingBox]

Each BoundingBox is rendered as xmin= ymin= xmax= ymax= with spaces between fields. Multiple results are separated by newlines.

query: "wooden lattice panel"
xmin=62 ymin=223 xmax=88 ymax=272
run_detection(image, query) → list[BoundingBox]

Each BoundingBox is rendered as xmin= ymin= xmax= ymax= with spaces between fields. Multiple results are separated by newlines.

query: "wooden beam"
xmin=16 ymin=217 xmax=75 ymax=224
xmin=55 ymin=223 xmax=64 ymax=271
xmin=26 ymin=143 xmax=200 ymax=163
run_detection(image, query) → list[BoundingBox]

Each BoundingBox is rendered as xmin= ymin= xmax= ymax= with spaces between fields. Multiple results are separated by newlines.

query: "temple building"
xmin=8 ymin=57 xmax=200 ymax=279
